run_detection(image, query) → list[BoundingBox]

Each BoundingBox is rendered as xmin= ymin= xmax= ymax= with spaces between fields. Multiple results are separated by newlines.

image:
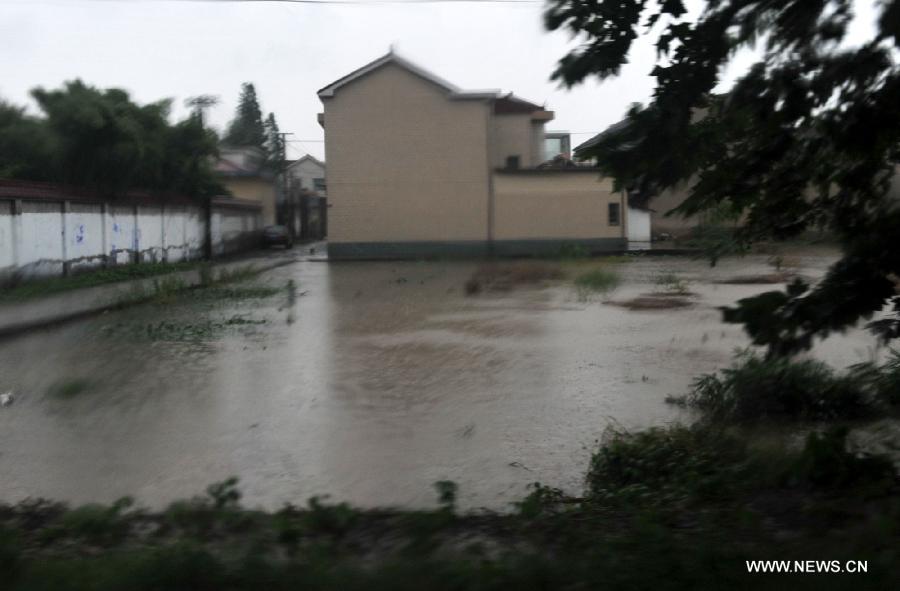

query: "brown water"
xmin=0 ymin=249 xmax=884 ymax=510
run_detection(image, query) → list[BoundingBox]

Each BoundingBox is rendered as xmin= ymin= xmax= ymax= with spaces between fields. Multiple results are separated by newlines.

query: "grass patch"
xmin=46 ymin=379 xmax=92 ymax=400
xmin=465 ymin=262 xmax=564 ymax=294
xmin=573 ymin=268 xmax=620 ymax=300
xmin=0 ymin=262 xmax=199 ymax=302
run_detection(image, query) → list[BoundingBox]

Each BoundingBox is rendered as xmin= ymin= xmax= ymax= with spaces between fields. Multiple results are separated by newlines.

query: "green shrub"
xmin=675 ymin=354 xmax=871 ymax=422
xmin=0 ymin=527 xmax=21 ymax=582
xmin=789 ymin=427 xmax=896 ymax=491
xmin=301 ymin=496 xmax=358 ymax=537
xmin=433 ymin=480 xmax=458 ymax=513
xmin=46 ymin=378 xmax=92 ymax=399
xmin=207 ymin=477 xmax=241 ymax=510
xmin=515 ymin=483 xmax=568 ymax=518
xmin=586 ymin=426 xmax=750 ymax=505
xmin=849 ymin=350 xmax=900 ymax=407
xmin=56 ymin=497 xmax=134 ymax=546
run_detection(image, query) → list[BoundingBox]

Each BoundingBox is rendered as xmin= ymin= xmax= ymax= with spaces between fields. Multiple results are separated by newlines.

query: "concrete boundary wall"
xmin=0 ymin=181 xmax=262 ymax=281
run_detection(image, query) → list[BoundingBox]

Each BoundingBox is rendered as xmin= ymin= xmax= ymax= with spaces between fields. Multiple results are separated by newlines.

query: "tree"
xmin=223 ymin=83 xmax=266 ymax=149
xmin=0 ymin=101 xmax=55 ymax=180
xmin=264 ymin=112 xmax=285 ymax=172
xmin=546 ymin=0 xmax=900 ymax=356
xmin=0 ymin=80 xmax=223 ymax=199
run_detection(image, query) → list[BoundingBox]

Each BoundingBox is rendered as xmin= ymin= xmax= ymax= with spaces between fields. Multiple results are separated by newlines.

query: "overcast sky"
xmin=0 ymin=0 xmax=882 ymax=160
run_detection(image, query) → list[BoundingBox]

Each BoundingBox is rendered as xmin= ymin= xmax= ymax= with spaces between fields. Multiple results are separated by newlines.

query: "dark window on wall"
xmin=313 ymin=178 xmax=326 ymax=192
xmin=505 ymin=155 xmax=520 ymax=169
xmin=608 ymin=203 xmax=621 ymax=226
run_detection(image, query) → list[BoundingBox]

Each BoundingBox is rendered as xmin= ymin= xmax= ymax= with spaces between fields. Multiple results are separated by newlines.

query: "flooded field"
xmin=0 ymin=248 xmax=882 ymax=510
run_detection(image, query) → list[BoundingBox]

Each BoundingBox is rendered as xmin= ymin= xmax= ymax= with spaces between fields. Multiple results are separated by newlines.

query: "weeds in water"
xmin=217 ymin=265 xmax=258 ymax=284
xmin=653 ymin=272 xmax=691 ymax=295
xmin=466 ymin=263 xmax=564 ymax=294
xmin=141 ymin=315 xmax=266 ymax=341
xmin=46 ymin=378 xmax=92 ymax=399
xmin=574 ymin=268 xmax=620 ymax=301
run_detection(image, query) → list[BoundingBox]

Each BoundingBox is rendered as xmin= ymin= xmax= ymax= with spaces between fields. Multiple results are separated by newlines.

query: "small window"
xmin=313 ymin=178 xmax=326 ymax=192
xmin=608 ymin=203 xmax=621 ymax=226
xmin=505 ymin=155 xmax=520 ymax=169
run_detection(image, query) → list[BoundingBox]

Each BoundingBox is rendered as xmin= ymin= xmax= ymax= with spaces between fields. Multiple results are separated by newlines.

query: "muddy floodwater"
xmin=0 ymin=248 xmax=883 ymax=510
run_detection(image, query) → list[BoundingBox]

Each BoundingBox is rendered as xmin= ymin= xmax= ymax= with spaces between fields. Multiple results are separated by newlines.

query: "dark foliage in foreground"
xmin=545 ymin=0 xmax=900 ymax=355
xmin=1 ymin=423 xmax=897 ymax=590
xmin=668 ymin=351 xmax=900 ymax=423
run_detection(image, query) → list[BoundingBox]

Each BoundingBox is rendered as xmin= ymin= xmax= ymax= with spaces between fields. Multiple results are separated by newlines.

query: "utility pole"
xmin=185 ymin=95 xmax=219 ymax=260
xmin=277 ymin=132 xmax=294 ymax=234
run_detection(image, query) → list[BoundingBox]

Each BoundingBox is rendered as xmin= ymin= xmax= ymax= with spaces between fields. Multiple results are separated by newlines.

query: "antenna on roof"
xmin=389 ymin=43 xmax=396 ymax=54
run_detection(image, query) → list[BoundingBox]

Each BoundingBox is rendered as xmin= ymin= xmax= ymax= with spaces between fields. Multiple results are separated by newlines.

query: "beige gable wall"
xmin=493 ymin=172 xmax=625 ymax=240
xmin=492 ymin=114 xmax=542 ymax=168
xmin=222 ymin=177 xmax=277 ymax=226
xmin=323 ymin=63 xmax=492 ymax=243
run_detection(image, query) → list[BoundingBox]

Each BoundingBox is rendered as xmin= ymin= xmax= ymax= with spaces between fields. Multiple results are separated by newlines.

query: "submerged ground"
xmin=0 ymin=247 xmax=887 ymax=511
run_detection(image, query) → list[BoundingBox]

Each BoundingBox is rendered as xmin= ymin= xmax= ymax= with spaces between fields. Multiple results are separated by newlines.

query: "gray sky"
xmin=0 ymin=0 xmax=881 ymax=160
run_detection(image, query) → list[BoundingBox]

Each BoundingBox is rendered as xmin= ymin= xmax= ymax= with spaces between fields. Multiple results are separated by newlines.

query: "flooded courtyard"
xmin=0 ymin=248 xmax=880 ymax=511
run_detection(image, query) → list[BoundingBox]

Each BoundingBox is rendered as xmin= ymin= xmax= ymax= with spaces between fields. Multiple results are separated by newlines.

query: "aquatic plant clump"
xmin=573 ymin=268 xmax=620 ymax=300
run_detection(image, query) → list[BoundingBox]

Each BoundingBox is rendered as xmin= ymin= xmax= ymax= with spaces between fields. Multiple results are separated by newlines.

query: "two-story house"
xmin=215 ymin=146 xmax=278 ymax=226
xmin=318 ymin=52 xmax=629 ymax=259
xmin=287 ymin=155 xmax=327 ymax=196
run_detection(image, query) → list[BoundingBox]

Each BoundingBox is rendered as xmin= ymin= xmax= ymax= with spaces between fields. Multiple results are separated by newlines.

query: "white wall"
xmin=288 ymin=158 xmax=326 ymax=193
xmin=0 ymin=202 xmax=15 ymax=271
xmin=0 ymin=195 xmax=262 ymax=281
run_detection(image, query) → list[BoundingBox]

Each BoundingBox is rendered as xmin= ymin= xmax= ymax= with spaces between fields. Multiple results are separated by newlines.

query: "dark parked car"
xmin=262 ymin=225 xmax=293 ymax=249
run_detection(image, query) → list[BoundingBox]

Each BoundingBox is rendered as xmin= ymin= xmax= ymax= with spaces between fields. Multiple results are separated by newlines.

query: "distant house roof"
xmin=317 ymin=51 xmax=550 ymax=120
xmin=214 ymin=146 xmax=273 ymax=179
xmin=318 ymin=51 xmax=502 ymax=100
xmin=287 ymin=154 xmax=326 ymax=171
xmin=573 ymin=118 xmax=635 ymax=158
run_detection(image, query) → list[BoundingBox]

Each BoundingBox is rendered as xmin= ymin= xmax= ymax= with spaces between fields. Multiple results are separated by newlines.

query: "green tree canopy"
xmin=224 ymin=82 xmax=266 ymax=149
xmin=0 ymin=101 xmax=55 ymax=181
xmin=546 ymin=0 xmax=900 ymax=356
xmin=264 ymin=112 xmax=285 ymax=171
xmin=0 ymin=80 xmax=223 ymax=199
